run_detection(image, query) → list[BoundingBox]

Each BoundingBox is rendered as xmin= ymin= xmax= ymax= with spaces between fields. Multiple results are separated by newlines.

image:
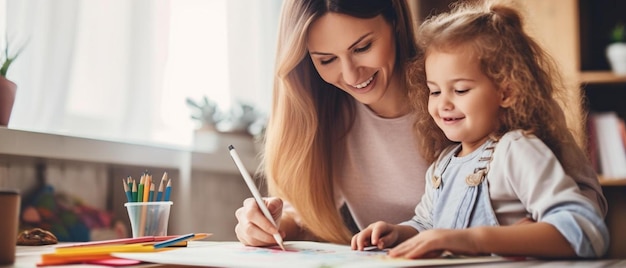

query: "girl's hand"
xmin=389 ymin=229 xmax=482 ymax=259
xmin=234 ymin=197 xmax=285 ymax=246
xmin=351 ymin=221 xmax=401 ymax=251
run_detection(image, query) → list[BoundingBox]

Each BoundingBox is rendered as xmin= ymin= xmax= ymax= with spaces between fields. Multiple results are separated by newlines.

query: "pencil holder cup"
xmin=125 ymin=201 xmax=173 ymax=238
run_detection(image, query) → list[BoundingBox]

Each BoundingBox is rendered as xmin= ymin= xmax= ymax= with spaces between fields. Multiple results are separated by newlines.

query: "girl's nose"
xmin=439 ymin=93 xmax=454 ymax=111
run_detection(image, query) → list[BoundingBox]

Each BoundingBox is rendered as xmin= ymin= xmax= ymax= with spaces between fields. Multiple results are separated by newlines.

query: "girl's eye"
xmin=455 ymin=89 xmax=470 ymax=94
xmin=354 ymin=42 xmax=372 ymax=53
xmin=320 ymin=57 xmax=336 ymax=65
xmin=429 ymin=91 xmax=441 ymax=96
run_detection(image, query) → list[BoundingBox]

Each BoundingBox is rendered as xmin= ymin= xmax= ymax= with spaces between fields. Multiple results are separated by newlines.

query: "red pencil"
xmin=54 ymin=235 xmax=179 ymax=248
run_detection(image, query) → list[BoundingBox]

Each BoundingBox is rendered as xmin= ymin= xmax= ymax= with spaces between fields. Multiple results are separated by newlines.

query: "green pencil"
xmin=137 ymin=176 xmax=145 ymax=202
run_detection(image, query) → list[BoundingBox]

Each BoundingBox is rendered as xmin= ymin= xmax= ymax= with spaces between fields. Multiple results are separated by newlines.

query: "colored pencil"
xmin=131 ymin=179 xmax=137 ymax=202
xmin=55 ymin=235 xmax=180 ymax=248
xmin=137 ymin=176 xmax=145 ymax=202
xmin=142 ymin=173 xmax=151 ymax=203
xmin=153 ymin=233 xmax=211 ymax=249
xmin=157 ymin=172 xmax=167 ymax=202
xmin=164 ymin=179 xmax=172 ymax=201
xmin=123 ymin=179 xmax=132 ymax=202
xmin=148 ymin=184 xmax=155 ymax=202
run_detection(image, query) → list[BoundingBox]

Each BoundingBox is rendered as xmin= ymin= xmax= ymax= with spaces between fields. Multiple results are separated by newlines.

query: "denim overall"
xmin=429 ymin=139 xmax=500 ymax=229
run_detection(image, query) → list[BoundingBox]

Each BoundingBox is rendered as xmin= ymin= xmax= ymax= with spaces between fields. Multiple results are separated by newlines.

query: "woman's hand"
xmin=234 ymin=197 xmax=285 ymax=246
xmin=351 ymin=221 xmax=407 ymax=251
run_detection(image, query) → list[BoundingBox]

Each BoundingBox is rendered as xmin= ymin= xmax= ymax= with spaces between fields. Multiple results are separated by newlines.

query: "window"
xmin=4 ymin=0 xmax=280 ymax=148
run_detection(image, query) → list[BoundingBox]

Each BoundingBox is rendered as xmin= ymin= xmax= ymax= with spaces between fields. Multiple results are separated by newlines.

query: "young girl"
xmin=351 ymin=0 xmax=609 ymax=259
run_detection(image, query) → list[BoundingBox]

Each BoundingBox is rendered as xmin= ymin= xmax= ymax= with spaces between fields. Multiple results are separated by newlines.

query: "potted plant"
xmin=185 ymin=96 xmax=264 ymax=153
xmin=186 ymin=95 xmax=222 ymax=131
xmin=0 ymin=37 xmax=24 ymax=126
xmin=606 ymin=23 xmax=626 ymax=75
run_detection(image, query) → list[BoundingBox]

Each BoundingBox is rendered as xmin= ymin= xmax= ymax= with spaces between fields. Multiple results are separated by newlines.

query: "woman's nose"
xmin=341 ymin=59 xmax=360 ymax=86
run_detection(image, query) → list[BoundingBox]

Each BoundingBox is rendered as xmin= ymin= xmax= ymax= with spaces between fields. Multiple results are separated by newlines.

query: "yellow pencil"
xmin=52 ymin=243 xmax=157 ymax=256
xmin=143 ymin=172 xmax=151 ymax=202
xmin=138 ymin=174 xmax=148 ymax=236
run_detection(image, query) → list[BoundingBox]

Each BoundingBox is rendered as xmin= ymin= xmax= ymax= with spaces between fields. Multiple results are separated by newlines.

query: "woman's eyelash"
xmin=354 ymin=42 xmax=372 ymax=53
xmin=317 ymin=42 xmax=372 ymax=65
xmin=320 ymin=57 xmax=336 ymax=65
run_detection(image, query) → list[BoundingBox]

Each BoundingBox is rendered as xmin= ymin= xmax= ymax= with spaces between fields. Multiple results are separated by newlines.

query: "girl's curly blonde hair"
xmin=408 ymin=0 xmax=585 ymax=172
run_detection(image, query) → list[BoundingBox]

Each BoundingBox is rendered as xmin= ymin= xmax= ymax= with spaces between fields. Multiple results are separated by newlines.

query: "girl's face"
xmin=425 ymin=49 xmax=507 ymax=156
xmin=307 ymin=13 xmax=402 ymax=117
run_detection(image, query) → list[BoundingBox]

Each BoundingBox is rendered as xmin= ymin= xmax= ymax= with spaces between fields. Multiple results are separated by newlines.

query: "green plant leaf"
xmin=1 ymin=34 xmax=28 ymax=77
xmin=0 ymin=58 xmax=11 ymax=77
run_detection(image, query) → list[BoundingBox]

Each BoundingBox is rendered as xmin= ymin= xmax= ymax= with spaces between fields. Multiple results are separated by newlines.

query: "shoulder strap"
xmin=465 ymin=139 xmax=497 ymax=186
xmin=431 ymin=145 xmax=459 ymax=189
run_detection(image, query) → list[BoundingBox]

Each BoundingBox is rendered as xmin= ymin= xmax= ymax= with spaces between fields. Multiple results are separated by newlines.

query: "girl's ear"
xmin=499 ymin=84 xmax=514 ymax=108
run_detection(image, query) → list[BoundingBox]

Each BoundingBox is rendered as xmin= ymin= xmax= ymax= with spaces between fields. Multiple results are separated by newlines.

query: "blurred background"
xmin=1 ymin=0 xmax=281 ymax=148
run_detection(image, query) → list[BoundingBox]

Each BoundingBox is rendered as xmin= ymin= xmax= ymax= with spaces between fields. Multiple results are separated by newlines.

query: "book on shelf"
xmin=588 ymin=112 xmax=626 ymax=179
xmin=587 ymin=116 xmax=599 ymax=173
xmin=615 ymin=116 xmax=626 ymax=157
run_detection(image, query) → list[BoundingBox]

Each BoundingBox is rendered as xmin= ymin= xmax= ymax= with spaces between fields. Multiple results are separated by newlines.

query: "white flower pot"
xmin=606 ymin=42 xmax=626 ymax=75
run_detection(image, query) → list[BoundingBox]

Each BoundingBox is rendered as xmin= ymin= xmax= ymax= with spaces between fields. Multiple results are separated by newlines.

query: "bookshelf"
xmin=598 ymin=178 xmax=626 ymax=186
xmin=581 ymin=69 xmax=626 ymax=183
xmin=506 ymin=0 xmax=626 ymax=259
xmin=580 ymin=71 xmax=626 ymax=85
xmin=516 ymin=0 xmax=626 ymax=259
xmin=578 ymin=0 xmax=626 ymax=179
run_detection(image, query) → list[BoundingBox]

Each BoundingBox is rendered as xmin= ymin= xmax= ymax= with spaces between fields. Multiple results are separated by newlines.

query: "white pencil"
xmin=228 ymin=145 xmax=285 ymax=251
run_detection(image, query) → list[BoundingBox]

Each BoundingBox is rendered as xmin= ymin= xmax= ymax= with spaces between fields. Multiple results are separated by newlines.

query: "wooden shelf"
xmin=0 ymin=127 xmax=259 ymax=174
xmin=599 ymin=178 xmax=626 ymax=186
xmin=579 ymin=71 xmax=626 ymax=85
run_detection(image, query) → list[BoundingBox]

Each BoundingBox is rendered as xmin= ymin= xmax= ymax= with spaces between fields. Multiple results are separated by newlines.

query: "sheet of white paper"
xmin=113 ymin=241 xmax=509 ymax=268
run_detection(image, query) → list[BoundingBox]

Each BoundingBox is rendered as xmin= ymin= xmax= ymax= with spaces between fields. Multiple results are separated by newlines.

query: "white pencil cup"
xmin=125 ymin=201 xmax=173 ymax=237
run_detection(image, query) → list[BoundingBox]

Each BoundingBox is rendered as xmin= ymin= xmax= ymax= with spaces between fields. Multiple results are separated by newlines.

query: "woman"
xmin=235 ymin=0 xmax=429 ymax=246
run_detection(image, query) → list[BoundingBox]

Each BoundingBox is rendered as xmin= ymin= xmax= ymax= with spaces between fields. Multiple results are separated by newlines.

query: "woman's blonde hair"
xmin=409 ymin=0 xmax=589 ymax=171
xmin=261 ymin=0 xmax=419 ymax=244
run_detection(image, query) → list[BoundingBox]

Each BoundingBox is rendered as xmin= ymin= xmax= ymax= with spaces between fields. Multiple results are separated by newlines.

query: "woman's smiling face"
xmin=307 ymin=13 xmax=402 ymax=117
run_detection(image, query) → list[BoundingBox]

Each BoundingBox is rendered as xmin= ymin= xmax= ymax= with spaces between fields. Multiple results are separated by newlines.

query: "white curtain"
xmin=4 ymin=0 xmax=280 ymax=147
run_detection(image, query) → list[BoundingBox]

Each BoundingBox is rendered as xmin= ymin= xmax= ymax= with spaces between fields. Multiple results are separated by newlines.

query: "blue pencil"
xmin=153 ymin=233 xmax=210 ymax=249
xmin=131 ymin=180 xmax=138 ymax=202
xmin=157 ymin=172 xmax=167 ymax=202
xmin=126 ymin=176 xmax=132 ymax=195
xmin=156 ymin=185 xmax=163 ymax=202
xmin=123 ymin=179 xmax=132 ymax=202
xmin=164 ymin=179 xmax=172 ymax=201
xmin=148 ymin=184 xmax=155 ymax=202
xmin=154 ymin=233 xmax=194 ymax=249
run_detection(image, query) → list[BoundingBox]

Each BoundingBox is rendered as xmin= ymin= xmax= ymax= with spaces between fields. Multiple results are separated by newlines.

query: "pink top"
xmin=336 ymin=102 xmax=428 ymax=229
